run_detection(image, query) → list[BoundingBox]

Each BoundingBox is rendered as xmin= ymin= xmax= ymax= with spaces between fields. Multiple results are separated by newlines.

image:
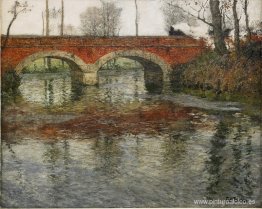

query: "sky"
xmin=1 ymin=0 xmax=261 ymax=36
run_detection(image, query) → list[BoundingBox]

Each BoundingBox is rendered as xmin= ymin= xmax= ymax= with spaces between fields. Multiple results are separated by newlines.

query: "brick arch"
xmin=14 ymin=50 xmax=88 ymax=73
xmin=93 ymin=50 xmax=172 ymax=80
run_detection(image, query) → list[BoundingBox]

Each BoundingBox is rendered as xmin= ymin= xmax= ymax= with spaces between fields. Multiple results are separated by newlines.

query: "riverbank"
xmin=171 ymin=41 xmax=261 ymax=115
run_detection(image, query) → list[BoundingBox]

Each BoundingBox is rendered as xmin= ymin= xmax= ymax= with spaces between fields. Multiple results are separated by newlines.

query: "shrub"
xmin=171 ymin=42 xmax=262 ymax=100
xmin=1 ymin=70 xmax=21 ymax=105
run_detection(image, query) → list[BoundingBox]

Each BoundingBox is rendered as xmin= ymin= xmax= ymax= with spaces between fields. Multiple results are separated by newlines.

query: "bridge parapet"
xmin=1 ymin=36 xmax=206 ymax=48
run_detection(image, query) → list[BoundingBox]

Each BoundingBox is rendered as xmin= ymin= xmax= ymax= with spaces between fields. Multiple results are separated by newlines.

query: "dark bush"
xmin=1 ymin=70 xmax=21 ymax=105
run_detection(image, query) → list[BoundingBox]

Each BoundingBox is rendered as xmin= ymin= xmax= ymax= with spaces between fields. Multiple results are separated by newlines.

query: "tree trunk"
xmin=42 ymin=11 xmax=45 ymax=35
xmin=2 ymin=15 xmax=17 ymax=51
xmin=47 ymin=58 xmax=51 ymax=69
xmin=209 ymin=0 xmax=228 ymax=55
xmin=135 ymin=0 xmax=139 ymax=36
xmin=233 ymin=0 xmax=240 ymax=56
xmin=61 ymin=0 xmax=65 ymax=67
xmin=60 ymin=0 xmax=64 ymax=36
xmin=46 ymin=0 xmax=51 ymax=68
xmin=46 ymin=0 xmax=49 ymax=36
xmin=244 ymin=0 xmax=251 ymax=42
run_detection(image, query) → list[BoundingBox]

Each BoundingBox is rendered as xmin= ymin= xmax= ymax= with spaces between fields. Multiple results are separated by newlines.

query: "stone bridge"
xmin=1 ymin=36 xmax=206 ymax=85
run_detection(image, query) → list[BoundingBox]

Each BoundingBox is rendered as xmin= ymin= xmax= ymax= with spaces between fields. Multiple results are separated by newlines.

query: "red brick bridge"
xmin=1 ymin=36 xmax=206 ymax=85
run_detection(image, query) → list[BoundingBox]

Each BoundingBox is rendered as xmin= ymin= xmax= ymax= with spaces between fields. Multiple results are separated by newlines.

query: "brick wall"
xmin=1 ymin=36 xmax=207 ymax=73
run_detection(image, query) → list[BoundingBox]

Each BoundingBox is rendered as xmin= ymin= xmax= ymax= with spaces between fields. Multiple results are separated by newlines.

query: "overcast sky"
xmin=1 ymin=0 xmax=261 ymax=36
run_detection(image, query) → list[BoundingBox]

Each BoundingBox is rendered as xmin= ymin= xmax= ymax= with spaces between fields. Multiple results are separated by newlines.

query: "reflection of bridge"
xmin=1 ymin=36 xmax=206 ymax=85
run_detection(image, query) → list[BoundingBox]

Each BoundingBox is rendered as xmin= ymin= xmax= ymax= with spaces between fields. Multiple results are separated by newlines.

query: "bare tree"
xmin=49 ymin=7 xmax=62 ymax=35
xmin=219 ymin=0 xmax=233 ymax=30
xmin=80 ymin=2 xmax=122 ymax=37
xmin=60 ymin=0 xmax=64 ymax=36
xmin=242 ymin=0 xmax=251 ymax=42
xmin=42 ymin=11 xmax=45 ymax=35
xmin=134 ymin=0 xmax=139 ymax=36
xmin=2 ymin=1 xmax=31 ymax=51
xmin=101 ymin=1 xmax=122 ymax=36
xmin=163 ymin=0 xmax=213 ymax=26
xmin=163 ymin=0 xmax=228 ymax=55
xmin=80 ymin=7 xmax=103 ymax=36
xmin=46 ymin=0 xmax=50 ymax=36
xmin=60 ymin=0 xmax=65 ymax=66
xmin=210 ymin=0 xmax=228 ymax=54
xmin=232 ymin=0 xmax=240 ymax=56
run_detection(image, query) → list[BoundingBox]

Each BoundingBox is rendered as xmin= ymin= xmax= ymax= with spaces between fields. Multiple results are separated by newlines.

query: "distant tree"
xmin=46 ymin=0 xmax=50 ymax=36
xmin=100 ymin=1 xmax=122 ymax=36
xmin=49 ymin=7 xmax=62 ymax=35
xmin=42 ymin=11 xmax=45 ymax=35
xmin=80 ymin=7 xmax=103 ymax=36
xmin=80 ymin=1 xmax=122 ymax=37
xmin=2 ymin=1 xmax=31 ymax=51
xmin=42 ymin=1 xmax=63 ymax=36
xmin=134 ymin=0 xmax=139 ymax=36
xmin=60 ymin=0 xmax=65 ymax=66
xmin=64 ymin=24 xmax=77 ymax=35
xmin=60 ymin=0 xmax=64 ymax=36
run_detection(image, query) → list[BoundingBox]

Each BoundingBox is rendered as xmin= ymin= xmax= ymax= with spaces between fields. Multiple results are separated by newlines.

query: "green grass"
xmin=22 ymin=58 xmax=70 ymax=73
xmin=101 ymin=58 xmax=142 ymax=70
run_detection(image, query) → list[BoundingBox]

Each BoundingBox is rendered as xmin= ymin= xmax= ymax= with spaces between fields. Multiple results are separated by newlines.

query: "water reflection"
xmin=19 ymin=67 xmax=164 ymax=107
xmin=206 ymin=120 xmax=229 ymax=197
xmin=19 ymin=73 xmax=71 ymax=106
xmin=97 ymin=68 xmax=147 ymax=104
xmin=2 ymin=64 xmax=261 ymax=207
xmin=92 ymin=137 xmax=123 ymax=178
xmin=205 ymin=116 xmax=260 ymax=202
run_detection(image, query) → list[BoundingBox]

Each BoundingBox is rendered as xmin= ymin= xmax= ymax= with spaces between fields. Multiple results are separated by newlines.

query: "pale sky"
xmin=1 ymin=0 xmax=261 ymax=36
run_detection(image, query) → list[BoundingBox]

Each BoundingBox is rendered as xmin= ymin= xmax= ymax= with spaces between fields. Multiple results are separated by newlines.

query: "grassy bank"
xmin=171 ymin=41 xmax=261 ymax=107
xmin=22 ymin=58 xmax=70 ymax=73
xmin=100 ymin=57 xmax=142 ymax=70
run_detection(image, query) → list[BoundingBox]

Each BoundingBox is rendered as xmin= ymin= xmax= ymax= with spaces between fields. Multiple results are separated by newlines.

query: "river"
xmin=1 ymin=66 xmax=261 ymax=207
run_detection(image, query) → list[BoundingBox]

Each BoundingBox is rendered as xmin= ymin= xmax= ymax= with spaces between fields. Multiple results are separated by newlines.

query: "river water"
xmin=1 ymin=67 xmax=261 ymax=207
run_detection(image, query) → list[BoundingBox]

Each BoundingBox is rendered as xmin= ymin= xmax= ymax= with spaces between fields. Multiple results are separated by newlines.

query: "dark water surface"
xmin=1 ymin=68 xmax=261 ymax=207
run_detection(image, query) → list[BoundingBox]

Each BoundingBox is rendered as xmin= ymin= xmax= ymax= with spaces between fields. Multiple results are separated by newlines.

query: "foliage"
xmin=1 ymin=70 xmax=21 ymax=106
xmin=21 ymin=59 xmax=70 ymax=73
xmin=172 ymin=41 xmax=261 ymax=103
xmin=80 ymin=1 xmax=122 ymax=36
xmin=2 ymin=1 xmax=31 ymax=51
xmin=100 ymin=58 xmax=142 ymax=71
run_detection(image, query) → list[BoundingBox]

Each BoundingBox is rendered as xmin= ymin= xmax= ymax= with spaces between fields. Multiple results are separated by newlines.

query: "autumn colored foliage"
xmin=172 ymin=41 xmax=261 ymax=98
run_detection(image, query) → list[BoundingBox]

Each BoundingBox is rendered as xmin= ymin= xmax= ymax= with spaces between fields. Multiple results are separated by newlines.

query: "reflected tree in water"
xmin=92 ymin=136 xmax=123 ymax=178
xmin=206 ymin=120 xmax=229 ymax=197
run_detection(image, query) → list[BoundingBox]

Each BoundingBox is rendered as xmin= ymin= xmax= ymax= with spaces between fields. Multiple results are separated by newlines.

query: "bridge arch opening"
xmin=14 ymin=51 xmax=89 ymax=106
xmin=14 ymin=50 xmax=88 ymax=74
xmin=94 ymin=50 xmax=172 ymax=93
